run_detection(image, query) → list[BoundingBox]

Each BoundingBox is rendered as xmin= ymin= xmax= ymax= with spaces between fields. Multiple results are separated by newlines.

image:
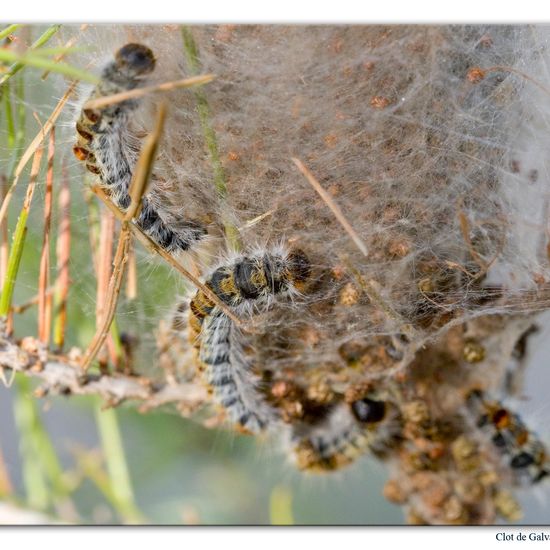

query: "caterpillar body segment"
xmin=74 ymin=43 xmax=207 ymax=253
xmin=188 ymin=248 xmax=311 ymax=434
xmin=200 ymin=308 xmax=277 ymax=434
xmin=466 ymin=390 xmax=549 ymax=484
xmin=190 ymin=248 xmax=311 ymax=321
xmin=290 ymin=397 xmax=400 ymax=473
xmin=290 ymin=403 xmax=373 ymax=472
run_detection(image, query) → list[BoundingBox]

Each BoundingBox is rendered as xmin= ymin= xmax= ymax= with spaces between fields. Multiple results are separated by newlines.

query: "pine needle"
xmin=80 ymin=226 xmax=130 ymax=372
xmin=292 ymin=157 xmax=369 ymax=256
xmin=181 ymin=25 xmax=241 ymax=251
xmin=0 ymin=24 xmax=22 ymax=42
xmin=0 ymin=145 xmax=44 ymax=319
xmin=124 ymin=103 xmax=166 ymax=221
xmin=0 ymin=24 xmax=63 ymax=86
xmin=83 ymin=74 xmax=215 ymax=110
xmin=52 ymin=163 xmax=70 ymax=351
xmin=38 ymin=128 xmax=55 ymax=345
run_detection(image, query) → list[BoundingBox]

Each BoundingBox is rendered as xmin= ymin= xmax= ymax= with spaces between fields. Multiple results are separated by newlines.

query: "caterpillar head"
xmin=351 ymin=397 xmax=387 ymax=424
xmin=285 ymin=249 xmax=311 ymax=288
xmin=115 ymin=43 xmax=156 ymax=78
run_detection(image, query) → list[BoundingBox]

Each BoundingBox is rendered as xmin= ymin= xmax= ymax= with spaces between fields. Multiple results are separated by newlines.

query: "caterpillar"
xmin=188 ymin=248 xmax=311 ymax=434
xmin=290 ymin=396 xmax=400 ymax=473
xmin=466 ymin=389 xmax=549 ymax=484
xmin=74 ymin=43 xmax=207 ymax=253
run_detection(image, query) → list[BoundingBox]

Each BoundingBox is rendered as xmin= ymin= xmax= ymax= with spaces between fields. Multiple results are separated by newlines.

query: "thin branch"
xmin=83 ymin=74 xmax=215 ymax=111
xmin=91 ymin=186 xmax=245 ymax=330
xmin=292 ymin=158 xmax=368 ymax=256
xmin=38 ymin=128 xmax=55 ymax=345
xmin=0 ymin=336 xmax=208 ymax=410
xmin=80 ymin=227 xmax=131 ymax=371
xmin=81 ymin=103 xmax=166 ymax=370
xmin=124 ymin=103 xmax=166 ymax=221
xmin=125 ymin=242 xmax=137 ymax=300
xmin=52 ymin=163 xmax=71 ymax=351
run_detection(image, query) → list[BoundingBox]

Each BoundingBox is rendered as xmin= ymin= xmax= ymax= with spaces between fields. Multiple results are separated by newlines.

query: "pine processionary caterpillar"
xmin=188 ymin=247 xmax=311 ymax=434
xmin=290 ymin=396 xmax=400 ymax=473
xmin=199 ymin=308 xmax=277 ymax=433
xmin=74 ymin=43 xmax=207 ymax=252
xmin=466 ymin=390 xmax=549 ymax=484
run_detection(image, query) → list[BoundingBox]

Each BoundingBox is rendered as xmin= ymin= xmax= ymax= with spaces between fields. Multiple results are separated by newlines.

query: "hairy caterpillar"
xmin=188 ymin=248 xmax=311 ymax=434
xmin=290 ymin=396 xmax=400 ymax=473
xmin=467 ymin=390 xmax=549 ymax=484
xmin=74 ymin=43 xmax=206 ymax=252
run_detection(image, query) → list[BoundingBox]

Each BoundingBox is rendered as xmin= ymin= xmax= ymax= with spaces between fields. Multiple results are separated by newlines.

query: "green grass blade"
xmin=13 ymin=377 xmax=50 ymax=511
xmin=0 ymin=24 xmax=62 ymax=86
xmin=29 ymin=24 xmax=61 ymax=49
xmin=0 ymin=24 xmax=22 ymax=42
xmin=5 ymin=74 xmax=27 ymax=190
xmin=181 ymin=26 xmax=241 ymax=251
xmin=269 ymin=485 xmax=294 ymax=525
xmin=3 ymin=80 xmax=16 ymax=148
xmin=0 ymin=138 xmax=41 ymax=318
xmin=181 ymin=26 xmax=226 ymax=198
xmin=0 ymin=206 xmax=29 ymax=317
xmin=18 ymin=46 xmax=84 ymax=57
xmin=94 ymin=403 xmax=144 ymax=523
xmin=13 ymin=376 xmax=75 ymax=515
xmin=0 ymin=49 xmax=99 ymax=85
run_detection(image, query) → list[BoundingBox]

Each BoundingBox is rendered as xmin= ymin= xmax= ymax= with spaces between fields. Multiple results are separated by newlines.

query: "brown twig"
xmin=125 ymin=242 xmax=137 ymax=300
xmin=457 ymin=204 xmax=506 ymax=282
xmin=38 ymin=128 xmax=55 ymax=345
xmin=457 ymin=206 xmax=486 ymax=272
xmin=53 ymin=163 xmax=71 ymax=351
xmin=80 ymin=226 xmax=131 ymax=371
xmin=90 ymin=186 xmax=245 ymax=330
xmin=13 ymin=287 xmax=54 ymax=314
xmin=124 ymin=103 xmax=167 ymax=221
xmin=0 ymin=336 xmax=208 ymax=410
xmin=292 ymin=158 xmax=369 ymax=256
xmin=95 ymin=209 xmax=117 ymax=372
xmin=83 ymin=74 xmax=216 ymax=111
xmin=81 ymin=104 xmax=169 ymax=370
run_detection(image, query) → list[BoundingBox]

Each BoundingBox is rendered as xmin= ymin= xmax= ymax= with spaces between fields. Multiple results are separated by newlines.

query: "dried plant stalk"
xmin=38 ymin=128 xmax=55 ymax=344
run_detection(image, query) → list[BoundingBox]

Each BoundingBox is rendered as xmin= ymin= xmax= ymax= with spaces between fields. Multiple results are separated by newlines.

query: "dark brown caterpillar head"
xmin=285 ymin=248 xmax=311 ymax=286
xmin=115 ymin=43 xmax=156 ymax=77
xmin=351 ymin=397 xmax=386 ymax=424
